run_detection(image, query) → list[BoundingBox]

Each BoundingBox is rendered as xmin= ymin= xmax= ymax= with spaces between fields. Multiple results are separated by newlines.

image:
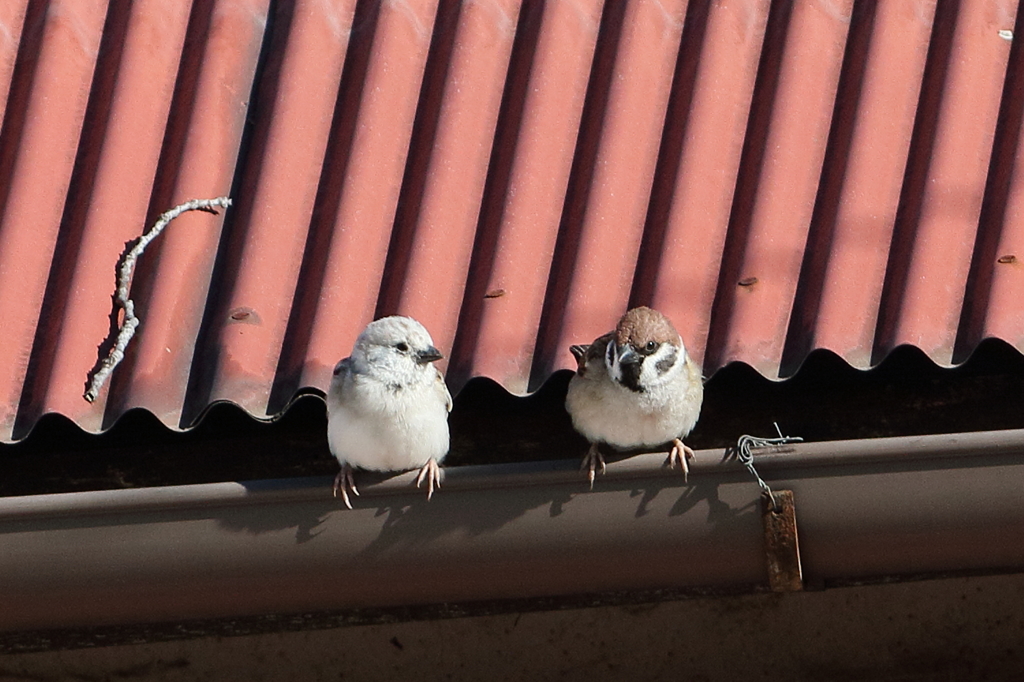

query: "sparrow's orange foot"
xmin=415 ymin=458 xmax=443 ymax=501
xmin=666 ymin=438 xmax=696 ymax=483
xmin=333 ymin=463 xmax=360 ymax=509
xmin=580 ymin=443 xmax=606 ymax=490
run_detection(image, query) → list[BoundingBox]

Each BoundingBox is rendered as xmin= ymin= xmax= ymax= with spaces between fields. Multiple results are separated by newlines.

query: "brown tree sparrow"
xmin=327 ymin=316 xmax=452 ymax=509
xmin=565 ymin=306 xmax=703 ymax=487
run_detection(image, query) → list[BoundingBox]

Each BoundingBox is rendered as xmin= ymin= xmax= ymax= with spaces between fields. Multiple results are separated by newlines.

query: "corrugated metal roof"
xmin=1 ymin=0 xmax=1023 ymax=441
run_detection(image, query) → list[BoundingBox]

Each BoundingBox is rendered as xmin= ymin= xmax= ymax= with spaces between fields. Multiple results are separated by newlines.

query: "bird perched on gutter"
xmin=565 ymin=306 xmax=703 ymax=487
xmin=327 ymin=316 xmax=452 ymax=509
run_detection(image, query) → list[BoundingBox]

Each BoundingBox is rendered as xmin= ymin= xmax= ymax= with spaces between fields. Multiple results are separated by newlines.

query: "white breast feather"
xmin=328 ymin=368 xmax=450 ymax=472
xmin=566 ymin=355 xmax=702 ymax=451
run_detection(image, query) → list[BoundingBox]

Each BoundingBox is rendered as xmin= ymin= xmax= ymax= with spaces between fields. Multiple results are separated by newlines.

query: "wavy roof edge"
xmin=5 ymin=337 xmax=1023 ymax=448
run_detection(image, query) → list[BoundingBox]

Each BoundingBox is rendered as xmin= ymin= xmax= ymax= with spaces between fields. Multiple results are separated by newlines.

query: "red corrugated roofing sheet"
xmin=1 ymin=0 xmax=1022 ymax=441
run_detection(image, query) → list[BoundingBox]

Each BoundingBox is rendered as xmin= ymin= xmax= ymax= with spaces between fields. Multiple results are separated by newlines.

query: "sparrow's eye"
xmin=644 ymin=341 xmax=658 ymax=353
xmin=395 ymin=342 xmax=409 ymax=353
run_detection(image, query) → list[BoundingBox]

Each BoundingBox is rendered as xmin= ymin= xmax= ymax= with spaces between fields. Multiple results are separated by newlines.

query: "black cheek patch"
xmin=655 ymin=347 xmax=677 ymax=375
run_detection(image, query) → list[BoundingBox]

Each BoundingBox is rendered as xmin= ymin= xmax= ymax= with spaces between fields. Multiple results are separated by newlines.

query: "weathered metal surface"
xmin=4 ymin=429 xmax=1024 ymax=633
xmin=762 ymin=489 xmax=803 ymax=592
xmin=0 ymin=0 xmax=1022 ymax=440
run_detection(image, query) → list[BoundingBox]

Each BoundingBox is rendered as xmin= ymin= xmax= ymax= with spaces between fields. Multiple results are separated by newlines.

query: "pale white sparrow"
xmin=565 ymin=306 xmax=703 ymax=487
xmin=327 ymin=316 xmax=452 ymax=509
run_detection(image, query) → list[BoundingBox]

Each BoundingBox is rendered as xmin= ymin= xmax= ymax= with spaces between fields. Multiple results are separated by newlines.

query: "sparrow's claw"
xmin=415 ymin=458 xmax=442 ymax=501
xmin=333 ymin=464 xmax=359 ymax=510
xmin=580 ymin=443 xmax=606 ymax=490
xmin=666 ymin=438 xmax=696 ymax=483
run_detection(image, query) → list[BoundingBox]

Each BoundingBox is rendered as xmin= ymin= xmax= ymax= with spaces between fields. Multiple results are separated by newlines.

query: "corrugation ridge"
xmin=183 ymin=0 xmax=288 ymax=417
xmin=19 ymin=1 xmax=192 ymax=436
xmin=0 ymin=0 xmax=44 ymax=428
xmin=974 ymin=11 xmax=1024 ymax=352
xmin=101 ymin=0 xmax=205 ymax=376
xmin=642 ymin=1 xmax=769 ymax=369
xmin=7 ymin=338 xmax=1024 ymax=451
xmin=0 ymin=1 xmax=39 ymax=222
xmin=954 ymin=4 xmax=1024 ymax=362
xmin=0 ymin=2 xmax=28 ymax=134
xmin=529 ymin=1 xmax=622 ymax=389
xmin=882 ymin=0 xmax=1015 ymax=363
xmin=124 ymin=0 xmax=212 ymax=239
xmin=872 ymin=1 xmax=960 ymax=364
xmin=105 ymin=0 xmax=263 ymax=427
xmin=376 ymin=0 xmax=521 ymax=358
xmin=542 ymin=0 xmax=688 ymax=377
xmin=374 ymin=0 xmax=459 ymax=319
xmin=179 ymin=0 xmax=286 ymax=425
xmin=268 ymin=0 xmax=380 ymax=414
xmin=779 ymin=0 xmax=877 ymax=377
xmin=446 ymin=0 xmax=537 ymax=391
xmin=629 ymin=0 xmax=711 ymax=308
xmin=195 ymin=0 xmax=354 ymax=418
xmin=290 ymin=0 xmax=440 ymax=398
xmin=13 ymin=0 xmax=131 ymax=437
xmin=128 ymin=0 xmax=216 ymax=229
xmin=0 ymin=1 xmax=106 ymax=440
xmin=706 ymin=0 xmax=852 ymax=377
xmin=703 ymin=0 xmax=794 ymax=373
xmin=57 ymin=0 xmax=193 ymax=430
xmin=452 ymin=0 xmax=602 ymax=393
xmin=792 ymin=2 xmax=936 ymax=372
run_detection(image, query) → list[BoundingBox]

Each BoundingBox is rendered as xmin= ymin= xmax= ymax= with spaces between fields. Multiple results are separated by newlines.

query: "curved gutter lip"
xmin=3 ymin=427 xmax=1023 ymax=521
xmin=2 ymin=428 xmax=1024 ymax=636
xmin=751 ymin=427 xmax=1024 ymax=468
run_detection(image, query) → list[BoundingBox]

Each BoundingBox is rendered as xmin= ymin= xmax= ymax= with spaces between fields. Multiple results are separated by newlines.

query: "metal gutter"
xmin=2 ymin=429 xmax=1024 ymax=634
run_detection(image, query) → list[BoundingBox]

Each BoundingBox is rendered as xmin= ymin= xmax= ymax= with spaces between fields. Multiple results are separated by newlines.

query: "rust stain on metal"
xmin=762 ymin=490 xmax=803 ymax=593
xmin=997 ymin=255 xmax=1017 ymax=264
xmin=484 ymin=288 xmax=507 ymax=299
xmin=228 ymin=308 xmax=261 ymax=324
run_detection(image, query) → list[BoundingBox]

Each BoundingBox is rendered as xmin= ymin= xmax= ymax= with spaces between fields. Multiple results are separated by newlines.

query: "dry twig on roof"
xmin=84 ymin=196 xmax=232 ymax=403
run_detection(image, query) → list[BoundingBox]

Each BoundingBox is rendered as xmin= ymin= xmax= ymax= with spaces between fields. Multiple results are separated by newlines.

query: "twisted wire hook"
xmin=730 ymin=422 xmax=802 ymax=511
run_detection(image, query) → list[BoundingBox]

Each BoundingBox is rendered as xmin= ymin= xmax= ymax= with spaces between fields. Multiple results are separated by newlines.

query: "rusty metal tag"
xmin=762 ymin=489 xmax=803 ymax=592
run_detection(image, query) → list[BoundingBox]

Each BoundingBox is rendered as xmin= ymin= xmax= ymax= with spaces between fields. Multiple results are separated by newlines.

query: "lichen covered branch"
xmin=84 ymin=197 xmax=232 ymax=403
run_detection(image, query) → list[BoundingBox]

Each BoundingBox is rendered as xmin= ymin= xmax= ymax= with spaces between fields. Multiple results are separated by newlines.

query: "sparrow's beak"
xmin=617 ymin=345 xmax=640 ymax=366
xmin=416 ymin=346 xmax=444 ymax=365
xmin=615 ymin=343 xmax=644 ymax=392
